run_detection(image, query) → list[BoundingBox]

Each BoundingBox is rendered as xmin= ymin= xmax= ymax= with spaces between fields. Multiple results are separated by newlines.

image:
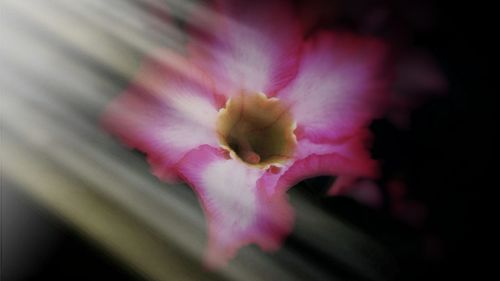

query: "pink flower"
xmin=102 ymin=0 xmax=389 ymax=267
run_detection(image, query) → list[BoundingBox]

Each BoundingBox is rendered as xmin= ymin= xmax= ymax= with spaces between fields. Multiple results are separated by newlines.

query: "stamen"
xmin=239 ymin=138 xmax=261 ymax=164
xmin=241 ymin=150 xmax=261 ymax=165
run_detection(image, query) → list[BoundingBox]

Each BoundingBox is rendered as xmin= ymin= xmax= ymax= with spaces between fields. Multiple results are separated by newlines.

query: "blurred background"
xmin=1 ymin=0 xmax=494 ymax=280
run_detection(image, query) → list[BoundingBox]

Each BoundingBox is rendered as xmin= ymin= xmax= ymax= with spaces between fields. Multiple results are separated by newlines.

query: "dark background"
xmin=1 ymin=0 xmax=494 ymax=280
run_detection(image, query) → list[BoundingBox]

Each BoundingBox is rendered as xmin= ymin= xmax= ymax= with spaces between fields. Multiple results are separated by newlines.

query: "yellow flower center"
xmin=216 ymin=92 xmax=296 ymax=167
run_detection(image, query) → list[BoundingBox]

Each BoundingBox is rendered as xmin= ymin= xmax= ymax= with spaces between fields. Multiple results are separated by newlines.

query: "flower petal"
xmin=188 ymin=0 xmax=303 ymax=97
xmin=259 ymin=133 xmax=378 ymax=196
xmin=277 ymin=31 xmax=389 ymax=143
xmin=331 ymin=179 xmax=383 ymax=208
xmin=327 ymin=175 xmax=358 ymax=195
xmin=273 ymin=152 xmax=378 ymax=195
xmin=102 ymin=50 xmax=220 ymax=182
xmin=177 ymin=145 xmax=293 ymax=268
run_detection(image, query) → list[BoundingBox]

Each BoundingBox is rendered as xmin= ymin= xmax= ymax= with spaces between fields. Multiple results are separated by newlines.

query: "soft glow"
xmin=1 ymin=0 xmax=415 ymax=279
xmin=102 ymin=0 xmax=390 ymax=267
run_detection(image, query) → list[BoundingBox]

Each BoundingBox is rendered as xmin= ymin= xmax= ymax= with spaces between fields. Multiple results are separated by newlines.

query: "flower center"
xmin=216 ymin=92 xmax=296 ymax=167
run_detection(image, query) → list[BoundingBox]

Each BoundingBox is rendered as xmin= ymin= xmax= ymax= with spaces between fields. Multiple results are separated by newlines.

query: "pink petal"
xmin=331 ymin=179 xmax=384 ymax=208
xmin=277 ymin=31 xmax=390 ymax=143
xmin=177 ymin=145 xmax=293 ymax=268
xmin=259 ymin=132 xmax=378 ymax=196
xmin=295 ymin=135 xmax=379 ymax=199
xmin=273 ymin=153 xmax=377 ymax=195
xmin=102 ymin=50 xmax=220 ymax=182
xmin=389 ymin=49 xmax=448 ymax=127
xmin=328 ymin=175 xmax=359 ymax=195
xmin=294 ymin=131 xmax=378 ymax=197
xmin=188 ymin=0 xmax=303 ymax=98
xmin=294 ymin=129 xmax=374 ymax=161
